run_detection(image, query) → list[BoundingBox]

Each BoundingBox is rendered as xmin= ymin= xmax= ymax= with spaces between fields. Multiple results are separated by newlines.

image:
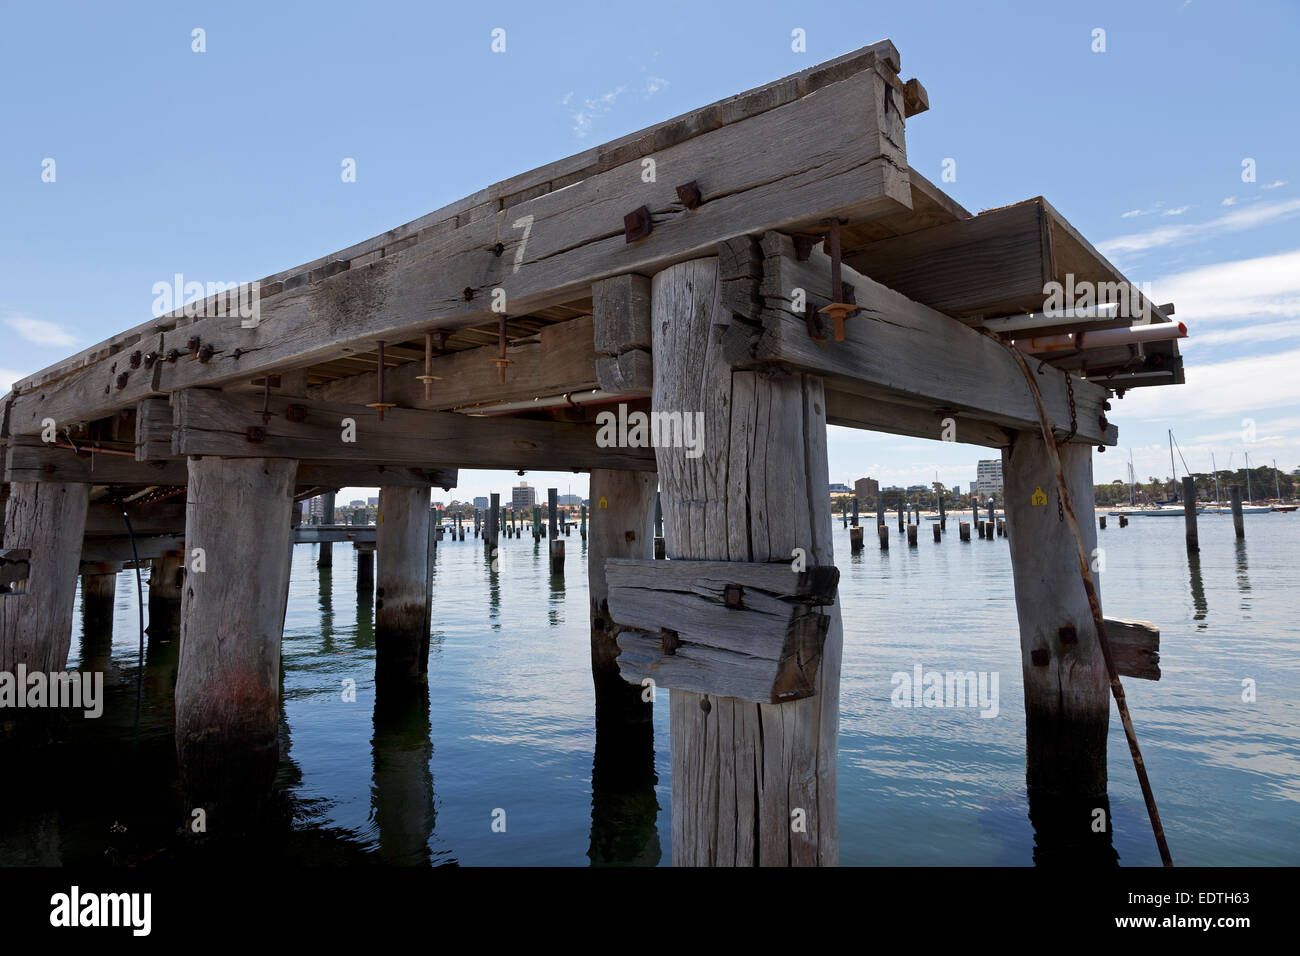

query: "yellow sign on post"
xmin=1031 ymin=487 xmax=1048 ymax=507
xmin=598 ymin=496 xmax=608 ymax=509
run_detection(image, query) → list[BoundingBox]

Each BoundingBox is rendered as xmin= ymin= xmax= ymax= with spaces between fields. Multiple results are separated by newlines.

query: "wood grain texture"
xmin=0 ymin=482 xmax=90 ymax=675
xmin=375 ymin=486 xmax=431 ymax=686
xmin=1002 ymin=434 xmax=1109 ymax=798
xmin=174 ymin=457 xmax=297 ymax=807
xmin=169 ymin=389 xmax=654 ymax=472
xmin=1105 ymin=616 xmax=1160 ymax=681
xmin=7 ymin=63 xmax=908 ymax=437
xmin=650 ymin=257 xmax=841 ymax=866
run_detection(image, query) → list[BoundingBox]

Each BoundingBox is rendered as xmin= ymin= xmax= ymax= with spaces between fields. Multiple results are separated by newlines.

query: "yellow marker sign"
xmin=1031 ymin=487 xmax=1048 ymax=507
xmin=598 ymin=496 xmax=608 ymax=509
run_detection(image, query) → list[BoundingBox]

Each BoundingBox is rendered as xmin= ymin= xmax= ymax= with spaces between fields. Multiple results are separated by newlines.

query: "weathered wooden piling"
xmin=1182 ymin=477 xmax=1199 ymax=552
xmin=317 ymin=491 xmax=336 ymax=568
xmin=959 ymin=521 xmax=970 ymax=541
xmin=907 ymin=523 xmax=918 ymax=546
xmin=850 ymin=525 xmax=864 ymax=552
xmin=1231 ymin=486 xmax=1245 ymax=538
xmin=996 ymin=518 xmax=1005 ymax=537
xmin=938 ymin=494 xmax=946 ymax=531
xmin=588 ymin=469 xmax=656 ymax=724
xmin=851 ymin=497 xmax=859 ymax=527
xmin=580 ymin=504 xmax=588 ymax=538
xmin=148 ymin=548 xmax=184 ymax=635
xmin=1003 ymin=436 xmax=1110 ymax=810
xmin=932 ymin=522 xmax=941 ymax=542
xmin=1119 ymin=514 xmax=1128 ymax=528
xmin=897 ymin=502 xmax=904 ymax=532
xmin=878 ymin=523 xmax=889 ymax=549
xmin=876 ymin=497 xmax=885 ymax=531
xmin=80 ymin=565 xmax=118 ymax=637
xmin=644 ymin=258 xmax=842 ymax=866
xmin=375 ymin=486 xmax=433 ymax=687
xmin=488 ymin=493 xmax=500 ymax=549
xmin=978 ymin=520 xmax=986 ymax=538
xmin=175 ymin=458 xmax=296 ymax=809
xmin=548 ymin=488 xmax=563 ymax=575
xmin=0 ymin=482 xmax=90 ymax=699
xmin=1099 ymin=515 xmax=1106 ymax=529
xmin=355 ymin=542 xmax=375 ymax=595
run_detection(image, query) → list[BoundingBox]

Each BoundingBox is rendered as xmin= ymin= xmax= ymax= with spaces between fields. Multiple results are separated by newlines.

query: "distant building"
xmin=349 ymin=499 xmax=364 ymax=508
xmin=951 ymin=484 xmax=960 ymax=497
xmin=367 ymin=496 xmax=378 ymax=506
xmin=558 ymin=494 xmax=583 ymax=506
xmin=473 ymin=496 xmax=489 ymax=511
xmin=905 ymin=484 xmax=928 ymax=495
xmin=854 ymin=477 xmax=879 ymax=501
xmin=975 ymin=459 xmax=1004 ymax=498
xmin=828 ymin=482 xmax=851 ymax=494
xmin=512 ymin=482 xmax=536 ymax=511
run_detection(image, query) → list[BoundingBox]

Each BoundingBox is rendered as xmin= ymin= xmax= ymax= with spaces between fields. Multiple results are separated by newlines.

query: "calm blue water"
xmin=3 ymin=511 xmax=1297 ymax=866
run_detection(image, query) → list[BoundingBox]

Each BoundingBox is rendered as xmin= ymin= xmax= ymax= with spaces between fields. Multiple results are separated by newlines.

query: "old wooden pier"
xmin=1 ymin=40 xmax=1184 ymax=863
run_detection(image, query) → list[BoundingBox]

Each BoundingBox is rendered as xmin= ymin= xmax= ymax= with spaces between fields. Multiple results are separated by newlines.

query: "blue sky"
xmin=3 ymin=0 xmax=1297 ymax=504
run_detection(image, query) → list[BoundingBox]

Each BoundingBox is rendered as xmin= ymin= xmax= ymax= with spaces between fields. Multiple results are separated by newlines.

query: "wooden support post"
xmin=933 ymin=522 xmax=941 ymax=542
xmin=978 ymin=520 xmax=986 ymax=539
xmin=997 ymin=518 xmax=1005 ymax=537
xmin=876 ymin=497 xmax=885 ymax=531
xmin=588 ymin=469 xmax=657 ymax=725
xmin=1119 ymin=514 xmax=1128 ymax=528
xmin=548 ymin=488 xmax=558 ymax=538
xmin=376 ymin=486 xmax=432 ymax=687
xmin=649 ymin=257 xmax=841 ymax=866
xmin=1231 ymin=486 xmax=1245 ymax=538
xmin=897 ymin=502 xmax=904 ymax=532
xmin=0 ymin=482 xmax=90 ymax=701
xmin=317 ymin=491 xmax=336 ymax=568
xmin=1099 ymin=515 xmax=1106 ymax=529
xmin=654 ymin=490 xmax=665 ymax=558
xmin=878 ymin=523 xmax=889 ymax=550
xmin=1183 ymin=477 xmax=1199 ymax=552
xmin=148 ymin=549 xmax=184 ymax=636
xmin=849 ymin=526 xmax=863 ymax=552
xmin=851 ymin=497 xmax=859 ymax=527
xmin=959 ymin=521 xmax=970 ymax=541
xmin=547 ymin=488 xmax=563 ymax=574
xmin=532 ymin=505 xmax=541 ymax=540
xmin=488 ymin=494 xmax=500 ymax=549
xmin=938 ymin=494 xmax=946 ymax=531
xmin=355 ymin=542 xmax=375 ymax=596
xmin=1003 ymin=434 xmax=1115 ymax=862
xmin=80 ymin=568 xmax=117 ymax=640
xmin=175 ymin=457 xmax=296 ymax=810
xmin=580 ymin=504 xmax=588 ymax=539
xmin=907 ymin=524 xmax=918 ymax=547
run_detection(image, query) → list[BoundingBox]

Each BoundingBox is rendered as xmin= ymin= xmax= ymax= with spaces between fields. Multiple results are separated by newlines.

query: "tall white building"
xmin=512 ymin=482 xmax=537 ymax=511
xmin=975 ymin=459 xmax=1003 ymax=498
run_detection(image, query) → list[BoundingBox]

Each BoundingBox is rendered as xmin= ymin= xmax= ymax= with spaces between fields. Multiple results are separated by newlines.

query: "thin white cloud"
xmin=645 ymin=76 xmax=669 ymax=95
xmin=4 ymin=315 xmax=79 ymax=348
xmin=1122 ymin=347 xmax=1300 ymax=419
xmin=1162 ymin=205 xmax=1192 ymax=216
xmin=1121 ymin=209 xmax=1144 ymax=219
xmin=1149 ymin=248 xmax=1300 ymax=322
xmin=562 ymin=85 xmax=626 ymax=139
xmin=0 ymin=367 xmax=30 ymax=393
xmin=1098 ymin=198 xmax=1300 ymax=257
xmin=1222 ymin=196 xmax=1238 ymax=206
xmin=1262 ymin=180 xmax=1288 ymax=190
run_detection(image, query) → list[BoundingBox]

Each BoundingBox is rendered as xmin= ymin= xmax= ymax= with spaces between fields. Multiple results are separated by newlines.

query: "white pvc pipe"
xmin=461 ymin=389 xmax=625 ymax=416
xmin=983 ymin=303 xmax=1120 ymax=334
xmin=1019 ymin=321 xmax=1186 ymax=354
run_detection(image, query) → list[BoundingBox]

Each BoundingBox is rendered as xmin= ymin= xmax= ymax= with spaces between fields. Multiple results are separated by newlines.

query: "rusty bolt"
xmin=198 ymin=344 xmax=215 ymax=363
xmin=246 ymin=425 xmax=267 ymax=444
xmin=129 ymin=350 xmax=142 ymax=369
xmin=624 ymin=530 xmax=637 ymax=543
xmin=187 ymin=336 xmax=201 ymax=356
xmin=700 ymin=696 xmax=712 ymax=714
xmin=115 ymin=372 xmax=129 ymax=390
xmin=491 ymin=241 xmax=504 ymax=257
xmin=1031 ymin=648 xmax=1050 ymax=666
xmin=662 ymin=629 xmax=679 ymax=656
xmin=462 ymin=287 xmax=475 ymax=302
xmin=143 ymin=351 xmax=158 ymax=369
xmin=43 ymin=463 xmax=57 ymax=476
xmin=624 ymin=205 xmax=652 ymax=243
xmin=724 ymin=583 xmax=744 ymax=609
xmin=285 ymin=404 xmax=308 ymax=423
xmin=792 ymin=234 xmax=815 ymax=261
xmin=1059 ymin=625 xmax=1078 ymax=645
xmin=675 ymin=180 xmax=702 ymax=210
xmin=166 ymin=349 xmax=180 ymax=363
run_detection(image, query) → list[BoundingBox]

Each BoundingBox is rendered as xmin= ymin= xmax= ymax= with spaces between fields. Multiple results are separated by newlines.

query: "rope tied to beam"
xmin=982 ymin=327 xmax=1174 ymax=867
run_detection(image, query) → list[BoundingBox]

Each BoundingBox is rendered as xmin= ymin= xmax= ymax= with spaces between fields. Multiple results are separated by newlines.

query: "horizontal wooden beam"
xmin=1104 ymin=616 xmax=1160 ymax=681
xmin=6 ymin=57 xmax=909 ymax=437
xmin=6 ymin=435 xmax=457 ymax=488
xmin=85 ymin=500 xmax=186 ymax=535
xmin=825 ymin=387 xmax=1011 ymax=447
xmin=292 ymin=526 xmax=376 ymax=544
xmin=607 ymin=557 xmax=839 ymax=703
xmin=309 ymin=314 xmax=600 ymax=411
xmin=724 ymin=232 xmax=1117 ymax=445
xmin=81 ymin=534 xmax=184 ymax=564
xmin=167 ymin=389 xmax=656 ymax=472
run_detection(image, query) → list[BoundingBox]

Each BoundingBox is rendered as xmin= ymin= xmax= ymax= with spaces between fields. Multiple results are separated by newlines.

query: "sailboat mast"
xmin=1212 ymin=452 xmax=1221 ymax=508
xmin=1246 ymin=451 xmax=1252 ymax=503
xmin=1169 ymin=429 xmax=1178 ymax=501
xmin=1275 ymin=459 xmax=1282 ymax=501
xmin=1129 ymin=448 xmax=1135 ymax=506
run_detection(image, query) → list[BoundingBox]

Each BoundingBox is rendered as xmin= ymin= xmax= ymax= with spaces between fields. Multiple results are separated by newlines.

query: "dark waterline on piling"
xmin=2 ymin=514 xmax=1298 ymax=865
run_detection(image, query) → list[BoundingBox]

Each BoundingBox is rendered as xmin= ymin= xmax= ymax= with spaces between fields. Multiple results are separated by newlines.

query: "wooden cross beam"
xmin=606 ymin=557 xmax=840 ymax=703
xmin=723 ymin=232 xmax=1118 ymax=445
xmin=161 ymin=389 xmax=656 ymax=472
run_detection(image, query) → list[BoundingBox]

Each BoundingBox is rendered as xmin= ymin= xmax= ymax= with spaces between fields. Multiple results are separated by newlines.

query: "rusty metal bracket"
xmin=624 ymin=205 xmax=652 ymax=242
xmin=246 ymin=425 xmax=267 ymax=444
xmin=366 ymin=340 xmax=398 ymax=422
xmin=675 ymin=181 xmax=702 ymax=210
xmin=723 ymin=583 xmax=745 ymax=609
xmin=285 ymin=404 xmax=308 ymax=423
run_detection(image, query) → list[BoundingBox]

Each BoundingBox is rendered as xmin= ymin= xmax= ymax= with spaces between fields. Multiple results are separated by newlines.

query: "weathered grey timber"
xmin=1104 ymin=617 xmax=1161 ymax=682
xmin=647 ymin=257 xmax=842 ymax=866
xmin=175 ymin=457 xmax=296 ymax=809
xmin=1231 ymin=486 xmax=1244 ymax=538
xmin=317 ymin=491 xmax=336 ymax=567
xmin=376 ymin=487 xmax=431 ymax=687
xmin=1183 ymin=477 xmax=1199 ymax=552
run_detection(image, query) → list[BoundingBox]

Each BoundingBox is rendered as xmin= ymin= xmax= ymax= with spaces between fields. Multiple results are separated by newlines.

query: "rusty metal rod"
xmin=990 ymin=329 xmax=1173 ymax=866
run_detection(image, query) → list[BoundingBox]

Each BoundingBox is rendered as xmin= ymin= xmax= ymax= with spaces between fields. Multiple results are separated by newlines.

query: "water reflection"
xmin=1234 ymin=540 xmax=1252 ymax=613
xmin=370 ymin=686 xmax=436 ymax=865
xmin=1187 ymin=551 xmax=1209 ymax=628
xmin=588 ymin=710 xmax=661 ymax=866
xmin=1027 ymin=792 xmax=1119 ymax=866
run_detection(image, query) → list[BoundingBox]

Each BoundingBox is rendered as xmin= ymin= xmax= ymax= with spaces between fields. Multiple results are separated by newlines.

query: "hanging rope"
xmin=986 ymin=328 xmax=1174 ymax=866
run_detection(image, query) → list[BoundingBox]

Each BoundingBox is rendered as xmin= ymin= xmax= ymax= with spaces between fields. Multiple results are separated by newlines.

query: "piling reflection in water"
xmin=1234 ymin=539 xmax=1252 ymax=612
xmin=1027 ymin=792 xmax=1119 ymax=867
xmin=1187 ymin=551 xmax=1209 ymax=627
xmin=588 ymin=703 xmax=661 ymax=867
xmin=371 ymin=686 xmax=436 ymax=866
